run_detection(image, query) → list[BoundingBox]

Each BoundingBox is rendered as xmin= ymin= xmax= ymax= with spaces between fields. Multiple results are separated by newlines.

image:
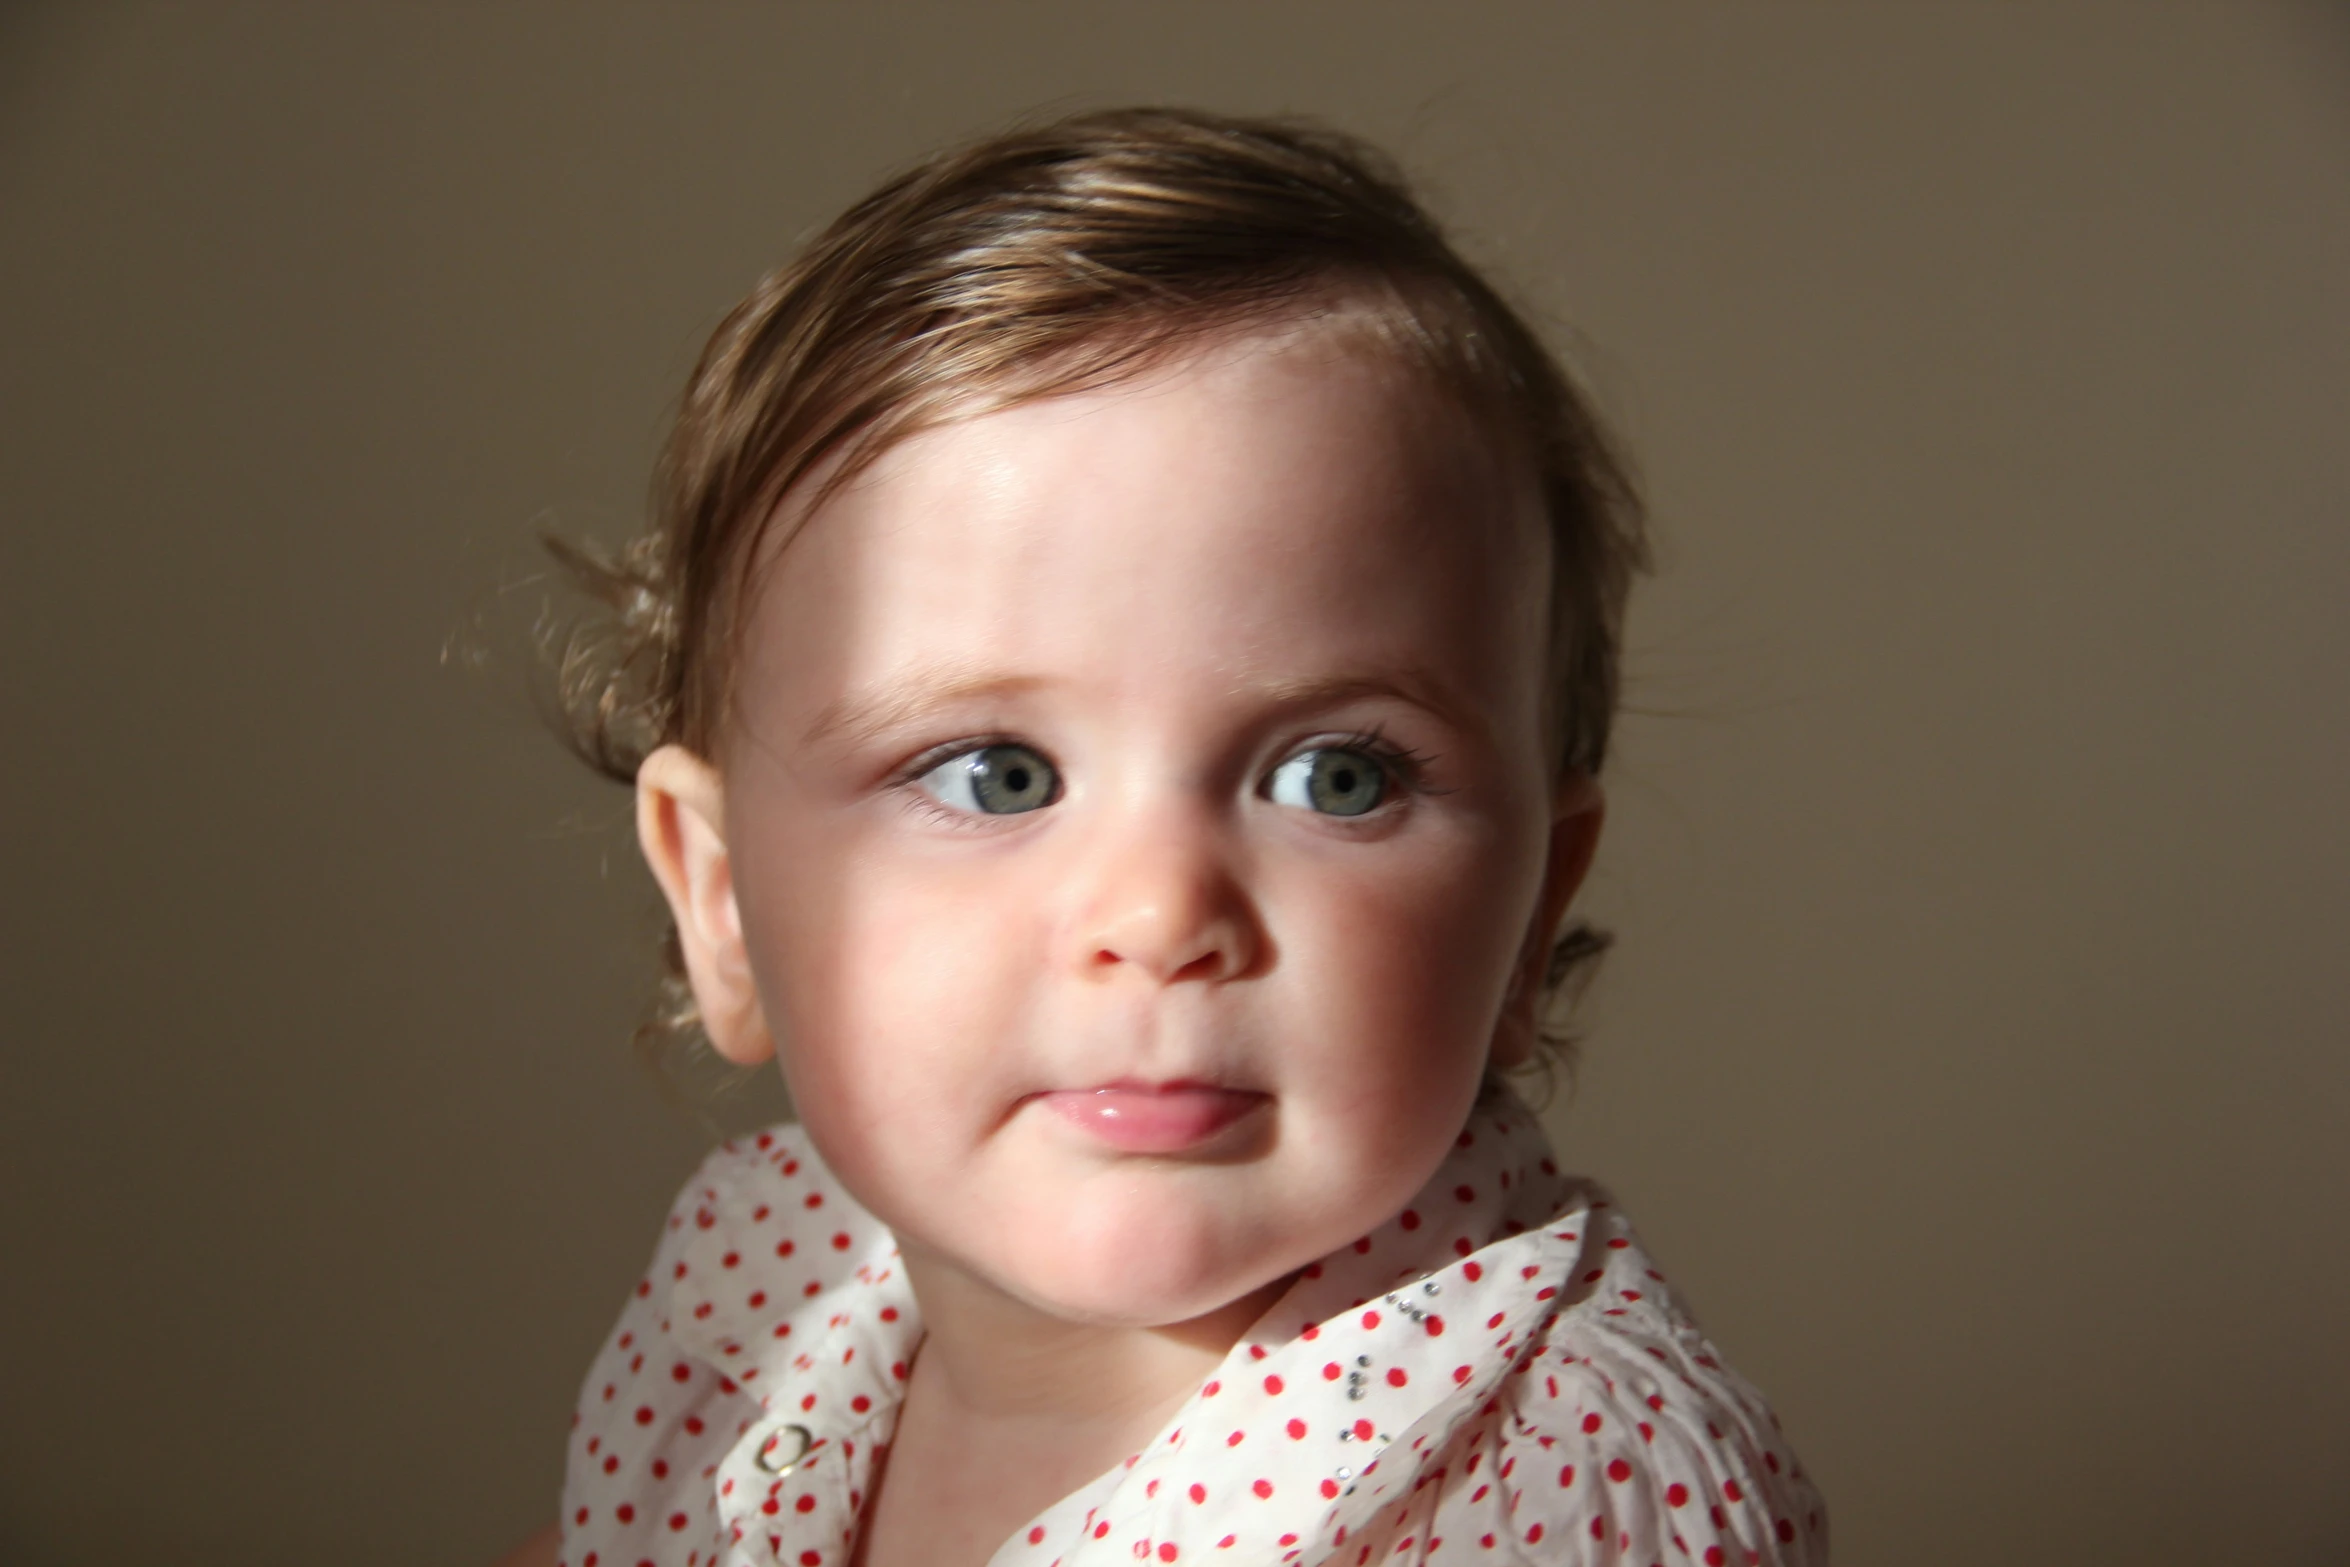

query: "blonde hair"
xmin=551 ymin=106 xmax=1646 ymax=1073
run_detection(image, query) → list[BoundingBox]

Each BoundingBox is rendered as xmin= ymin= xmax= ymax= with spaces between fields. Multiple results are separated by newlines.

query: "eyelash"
xmin=887 ymin=727 xmax=1442 ymax=827
xmin=1313 ymin=726 xmax=1438 ymax=799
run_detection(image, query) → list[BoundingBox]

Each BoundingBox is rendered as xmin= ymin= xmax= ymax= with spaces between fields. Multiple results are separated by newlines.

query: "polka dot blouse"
xmin=559 ymin=1092 xmax=1827 ymax=1566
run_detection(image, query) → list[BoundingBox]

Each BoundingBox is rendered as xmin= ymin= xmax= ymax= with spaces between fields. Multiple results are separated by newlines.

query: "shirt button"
xmin=754 ymin=1423 xmax=812 ymax=1476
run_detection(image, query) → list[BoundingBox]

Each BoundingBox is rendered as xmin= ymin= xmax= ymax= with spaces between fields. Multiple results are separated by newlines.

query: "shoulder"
xmin=557 ymin=1121 xmax=815 ymax=1559
xmin=1470 ymin=1189 xmax=1829 ymax=1564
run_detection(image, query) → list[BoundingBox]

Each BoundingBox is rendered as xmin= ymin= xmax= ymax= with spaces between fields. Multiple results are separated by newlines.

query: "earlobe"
xmin=1490 ymin=775 xmax=1607 ymax=1074
xmin=635 ymin=745 xmax=776 ymax=1067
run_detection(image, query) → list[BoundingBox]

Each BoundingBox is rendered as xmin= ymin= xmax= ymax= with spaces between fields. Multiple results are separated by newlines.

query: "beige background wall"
xmin=2 ymin=4 xmax=2344 ymax=1563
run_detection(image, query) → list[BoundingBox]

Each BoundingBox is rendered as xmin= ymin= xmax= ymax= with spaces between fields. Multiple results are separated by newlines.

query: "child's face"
xmin=642 ymin=323 xmax=1600 ymax=1328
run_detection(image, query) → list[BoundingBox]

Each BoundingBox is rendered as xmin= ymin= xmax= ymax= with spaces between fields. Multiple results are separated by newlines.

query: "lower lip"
xmin=1034 ymin=1086 xmax=1266 ymax=1153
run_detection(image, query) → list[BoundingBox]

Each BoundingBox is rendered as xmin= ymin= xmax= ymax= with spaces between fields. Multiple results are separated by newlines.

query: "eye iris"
xmin=1308 ymin=749 xmax=1382 ymax=816
xmin=968 ymin=745 xmax=1054 ymax=814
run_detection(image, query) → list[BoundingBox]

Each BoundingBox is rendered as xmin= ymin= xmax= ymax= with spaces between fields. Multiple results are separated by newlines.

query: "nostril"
xmin=1170 ymin=950 xmax=1226 ymax=984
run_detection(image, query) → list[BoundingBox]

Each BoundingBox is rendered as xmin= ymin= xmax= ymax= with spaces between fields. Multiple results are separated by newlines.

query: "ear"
xmin=635 ymin=744 xmax=776 ymax=1066
xmin=1489 ymin=773 xmax=1606 ymax=1074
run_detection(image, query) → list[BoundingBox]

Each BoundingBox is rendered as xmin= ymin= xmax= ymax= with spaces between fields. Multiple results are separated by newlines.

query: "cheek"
xmin=732 ymin=821 xmax=1042 ymax=1145
xmin=1274 ymin=823 xmax=1542 ymax=1086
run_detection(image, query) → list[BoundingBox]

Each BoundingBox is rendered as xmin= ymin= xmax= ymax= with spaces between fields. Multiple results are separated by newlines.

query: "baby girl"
xmin=517 ymin=106 xmax=1825 ymax=1567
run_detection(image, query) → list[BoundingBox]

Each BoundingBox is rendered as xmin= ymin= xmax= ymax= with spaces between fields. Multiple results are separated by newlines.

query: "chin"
xmin=987 ymin=1187 xmax=1308 ymax=1327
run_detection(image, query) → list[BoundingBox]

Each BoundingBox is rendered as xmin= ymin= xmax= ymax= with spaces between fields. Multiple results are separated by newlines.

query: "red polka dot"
xmin=666 ymin=1513 xmax=687 ymax=1531
xmin=1226 ymin=1430 xmax=1245 ymax=1446
xmin=1253 ymin=1478 xmax=1273 ymax=1499
xmin=1580 ymin=1413 xmax=1603 ymax=1434
xmin=1285 ymin=1418 xmax=1307 ymax=1439
xmin=1704 ymin=1550 xmax=1725 ymax=1567
xmin=1526 ymin=1523 xmax=1544 ymax=1543
xmin=1028 ymin=1526 xmax=1046 ymax=1545
xmin=804 ymin=1192 xmax=822 ymax=1208
xmin=1724 ymin=1478 xmax=1744 ymax=1501
xmin=1189 ymin=1483 xmax=1206 ymax=1503
xmin=851 ymin=1395 xmax=871 ymax=1413
xmin=1455 ymin=1185 xmax=1476 ymax=1203
xmin=1386 ymin=1367 xmax=1409 ymax=1387
xmin=1463 ymin=1261 xmax=1483 ymax=1282
xmin=1263 ymin=1374 xmax=1285 ymax=1394
xmin=795 ymin=1495 xmax=815 ymax=1513
xmin=634 ymin=1406 xmax=654 ymax=1426
xmin=1320 ymin=1479 xmax=1339 ymax=1498
xmin=1558 ymin=1465 xmax=1576 ymax=1488
xmin=614 ymin=1504 xmax=634 ymax=1523
xmin=1094 ymin=1522 xmax=1111 ymax=1539
xmin=1665 ymin=1482 xmax=1690 ymax=1507
xmin=1452 ymin=1365 xmax=1473 ymax=1384
xmin=1400 ymin=1209 xmax=1421 ymax=1230
xmin=1323 ymin=1362 xmax=1343 ymax=1380
xmin=1158 ymin=1546 xmax=1178 ymax=1562
xmin=1607 ymin=1458 xmax=1632 ymax=1483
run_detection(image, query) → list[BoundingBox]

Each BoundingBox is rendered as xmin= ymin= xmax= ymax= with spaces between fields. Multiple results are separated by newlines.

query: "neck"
xmin=898 ymin=1240 xmax=1294 ymax=1435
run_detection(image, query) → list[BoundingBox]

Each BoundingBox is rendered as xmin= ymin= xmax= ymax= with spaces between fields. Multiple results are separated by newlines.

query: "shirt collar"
xmin=666 ymin=1091 xmax=1595 ymax=1566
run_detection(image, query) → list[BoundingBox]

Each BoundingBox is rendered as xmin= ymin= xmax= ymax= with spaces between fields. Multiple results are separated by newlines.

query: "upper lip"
xmin=1041 ymin=1078 xmax=1264 ymax=1096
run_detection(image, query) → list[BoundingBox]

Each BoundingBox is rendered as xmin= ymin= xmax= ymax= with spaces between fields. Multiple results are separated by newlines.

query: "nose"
xmin=1070 ymin=807 xmax=1264 ymax=986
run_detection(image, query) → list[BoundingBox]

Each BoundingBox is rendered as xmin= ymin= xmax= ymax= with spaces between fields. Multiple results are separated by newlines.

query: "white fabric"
xmin=560 ymin=1092 xmax=1827 ymax=1566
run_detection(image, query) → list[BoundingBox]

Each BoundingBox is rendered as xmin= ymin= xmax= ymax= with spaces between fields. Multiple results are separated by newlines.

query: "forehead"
xmin=731 ymin=325 xmax=1552 ymax=755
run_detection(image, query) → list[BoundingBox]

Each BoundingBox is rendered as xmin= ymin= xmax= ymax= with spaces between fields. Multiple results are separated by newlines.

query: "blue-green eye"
xmin=917 ymin=744 xmax=1058 ymax=815
xmin=1267 ymin=747 xmax=1387 ymax=817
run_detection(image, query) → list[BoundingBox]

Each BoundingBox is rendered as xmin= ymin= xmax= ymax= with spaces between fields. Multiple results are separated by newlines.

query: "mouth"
xmin=1029 ymin=1079 xmax=1269 ymax=1154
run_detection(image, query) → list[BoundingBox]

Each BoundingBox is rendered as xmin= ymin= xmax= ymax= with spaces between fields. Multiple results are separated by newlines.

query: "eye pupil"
xmin=967 ymin=745 xmax=1054 ymax=814
xmin=1296 ymin=747 xmax=1384 ymax=817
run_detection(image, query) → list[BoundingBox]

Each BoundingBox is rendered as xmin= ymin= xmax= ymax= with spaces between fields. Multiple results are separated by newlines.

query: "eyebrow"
xmin=800 ymin=664 xmax=1486 ymax=753
xmin=799 ymin=668 xmax=1050 ymax=752
xmin=1248 ymin=670 xmax=1483 ymax=732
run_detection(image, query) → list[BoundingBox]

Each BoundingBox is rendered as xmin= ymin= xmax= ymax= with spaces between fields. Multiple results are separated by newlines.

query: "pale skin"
xmin=504 ymin=320 xmax=1602 ymax=1567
